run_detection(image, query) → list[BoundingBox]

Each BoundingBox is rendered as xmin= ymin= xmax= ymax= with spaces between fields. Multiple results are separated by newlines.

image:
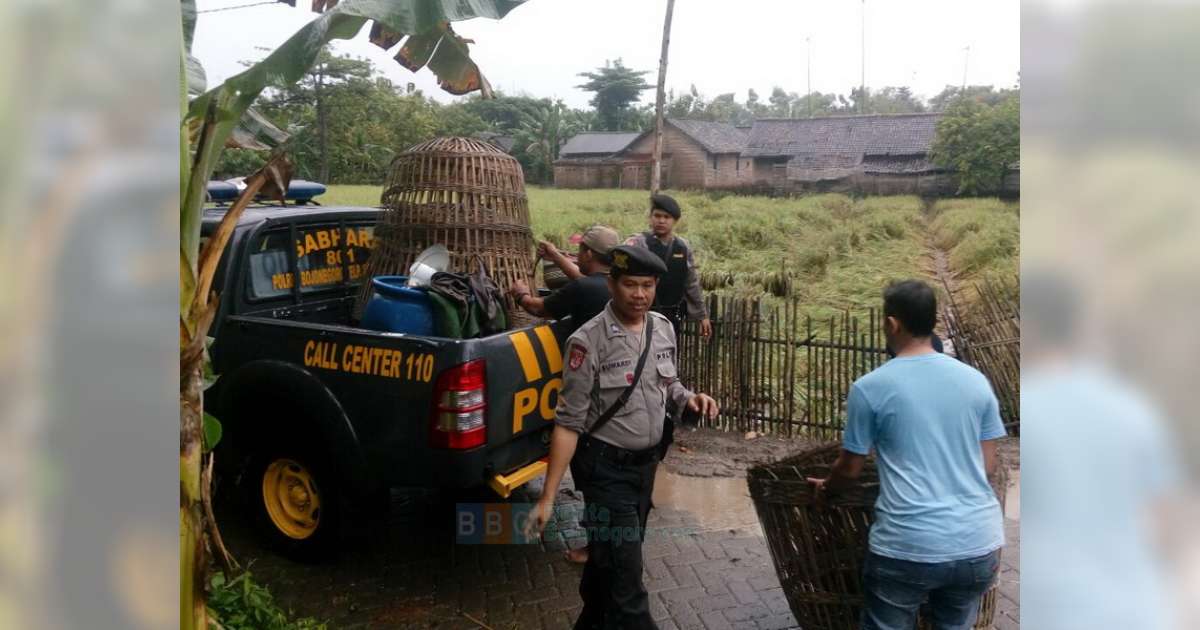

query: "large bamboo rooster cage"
xmin=748 ymin=444 xmax=1008 ymax=629
xmin=356 ymin=137 xmax=535 ymax=327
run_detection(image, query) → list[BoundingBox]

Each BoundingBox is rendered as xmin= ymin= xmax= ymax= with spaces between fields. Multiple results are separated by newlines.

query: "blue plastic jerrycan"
xmin=360 ymin=276 xmax=436 ymax=335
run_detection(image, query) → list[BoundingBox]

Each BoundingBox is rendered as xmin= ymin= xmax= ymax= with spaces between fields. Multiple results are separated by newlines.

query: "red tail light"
xmin=431 ymin=359 xmax=486 ymax=449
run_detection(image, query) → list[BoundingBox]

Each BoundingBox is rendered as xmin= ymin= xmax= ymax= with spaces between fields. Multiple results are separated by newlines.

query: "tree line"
xmin=216 ymin=52 xmax=1018 ymax=188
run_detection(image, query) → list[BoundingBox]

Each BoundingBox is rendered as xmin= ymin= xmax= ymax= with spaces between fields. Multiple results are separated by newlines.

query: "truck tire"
xmin=244 ymin=444 xmax=342 ymax=561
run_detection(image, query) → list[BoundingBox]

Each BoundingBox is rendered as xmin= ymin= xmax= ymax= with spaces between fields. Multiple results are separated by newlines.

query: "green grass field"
xmin=324 ymin=185 xmax=1018 ymax=318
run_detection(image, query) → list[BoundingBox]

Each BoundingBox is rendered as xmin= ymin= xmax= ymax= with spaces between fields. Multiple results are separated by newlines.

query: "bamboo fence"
xmin=942 ymin=277 xmax=1021 ymax=433
xmin=677 ymin=281 xmax=1020 ymax=438
xmin=677 ymin=295 xmax=887 ymax=440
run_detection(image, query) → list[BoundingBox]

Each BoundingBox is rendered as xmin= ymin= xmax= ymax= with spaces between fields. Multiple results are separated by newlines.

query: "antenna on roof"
xmin=961 ymin=45 xmax=971 ymax=93
xmin=860 ymin=0 xmax=867 ymax=114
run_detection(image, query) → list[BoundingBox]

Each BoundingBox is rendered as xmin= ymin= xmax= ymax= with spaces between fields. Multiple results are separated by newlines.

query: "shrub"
xmin=207 ymin=570 xmax=326 ymax=630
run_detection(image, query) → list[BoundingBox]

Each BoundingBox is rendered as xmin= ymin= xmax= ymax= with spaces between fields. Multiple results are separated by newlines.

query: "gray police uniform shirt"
xmin=623 ymin=233 xmax=707 ymax=320
xmin=555 ymin=303 xmax=694 ymax=451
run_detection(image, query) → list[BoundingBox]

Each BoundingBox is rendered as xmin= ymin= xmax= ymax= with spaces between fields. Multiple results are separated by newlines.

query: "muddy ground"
xmin=662 ymin=425 xmax=1020 ymax=479
xmin=662 ymin=426 xmax=816 ymax=478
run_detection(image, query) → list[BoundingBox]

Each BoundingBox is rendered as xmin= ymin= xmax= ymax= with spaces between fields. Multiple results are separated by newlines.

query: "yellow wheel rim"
xmin=261 ymin=458 xmax=321 ymax=540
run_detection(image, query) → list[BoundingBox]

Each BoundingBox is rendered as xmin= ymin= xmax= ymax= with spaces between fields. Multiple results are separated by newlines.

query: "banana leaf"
xmin=181 ymin=0 xmax=527 ymax=289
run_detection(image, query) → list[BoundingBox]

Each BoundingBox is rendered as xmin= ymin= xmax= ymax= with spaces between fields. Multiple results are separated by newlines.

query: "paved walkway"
xmin=221 ymin=471 xmax=1020 ymax=629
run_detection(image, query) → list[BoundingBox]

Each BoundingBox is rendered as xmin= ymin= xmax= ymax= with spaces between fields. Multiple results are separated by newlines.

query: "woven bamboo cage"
xmin=356 ymin=137 xmax=535 ymax=327
xmin=747 ymin=444 xmax=1007 ymax=630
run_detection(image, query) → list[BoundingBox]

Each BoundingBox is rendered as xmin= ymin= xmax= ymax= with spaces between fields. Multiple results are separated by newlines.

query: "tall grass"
xmin=525 ymin=189 xmax=932 ymax=318
xmin=928 ymin=198 xmax=1020 ymax=282
xmin=323 ymin=185 xmax=1018 ymax=319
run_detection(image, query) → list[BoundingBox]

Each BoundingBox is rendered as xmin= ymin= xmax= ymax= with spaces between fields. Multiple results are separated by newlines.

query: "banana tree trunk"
xmin=180 ymin=364 xmax=206 ymax=630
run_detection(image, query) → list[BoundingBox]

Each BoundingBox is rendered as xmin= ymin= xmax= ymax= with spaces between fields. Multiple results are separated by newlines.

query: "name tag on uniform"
xmin=601 ymin=358 xmax=632 ymax=372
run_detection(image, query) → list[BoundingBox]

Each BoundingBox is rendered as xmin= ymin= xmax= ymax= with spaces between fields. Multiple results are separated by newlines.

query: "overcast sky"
xmin=193 ymin=0 xmax=1019 ymax=110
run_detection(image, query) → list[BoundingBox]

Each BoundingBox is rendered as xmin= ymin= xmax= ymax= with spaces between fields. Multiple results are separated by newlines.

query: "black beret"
xmin=609 ymin=245 xmax=667 ymax=278
xmin=650 ymin=194 xmax=681 ymax=219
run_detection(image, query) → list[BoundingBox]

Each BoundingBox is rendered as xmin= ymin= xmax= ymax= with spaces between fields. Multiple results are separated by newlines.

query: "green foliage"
xmin=930 ymin=93 xmax=1019 ymax=195
xmin=575 ymin=59 xmax=652 ymax=131
xmin=214 ymin=148 xmax=268 ymax=180
xmin=927 ymin=84 xmax=1019 ymax=112
xmin=668 ymin=84 xmax=924 ymax=122
xmin=512 ymin=99 xmax=588 ymax=184
xmin=254 ymin=50 xmax=447 ymax=183
xmin=208 ymin=571 xmax=326 ymax=630
xmin=202 ymin=413 xmax=223 ymax=453
xmin=864 ymin=86 xmax=926 ymax=114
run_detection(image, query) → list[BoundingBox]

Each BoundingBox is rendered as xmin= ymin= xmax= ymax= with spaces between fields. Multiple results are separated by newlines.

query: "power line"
xmin=198 ymin=1 xmax=282 ymax=14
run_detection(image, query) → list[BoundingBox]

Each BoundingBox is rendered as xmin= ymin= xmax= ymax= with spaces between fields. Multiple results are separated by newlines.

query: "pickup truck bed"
xmin=202 ymin=202 xmax=568 ymax=557
xmin=210 ymin=295 xmax=569 ymax=490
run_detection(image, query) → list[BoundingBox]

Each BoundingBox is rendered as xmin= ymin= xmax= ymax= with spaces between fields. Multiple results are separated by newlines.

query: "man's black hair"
xmin=882 ymin=280 xmax=937 ymax=336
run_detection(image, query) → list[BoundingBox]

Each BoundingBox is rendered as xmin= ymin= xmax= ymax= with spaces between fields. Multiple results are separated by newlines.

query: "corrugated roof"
xmin=744 ymin=113 xmax=942 ymax=158
xmin=667 ymin=119 xmax=748 ymax=154
xmin=475 ymin=132 xmax=515 ymax=153
xmin=559 ymin=132 xmax=640 ymax=157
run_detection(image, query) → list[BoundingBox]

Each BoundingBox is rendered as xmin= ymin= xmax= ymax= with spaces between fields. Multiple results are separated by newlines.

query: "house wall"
xmin=624 ymin=126 xmax=709 ymax=189
xmin=704 ymin=153 xmax=754 ymax=188
xmin=554 ymin=163 xmax=621 ymax=189
xmin=751 ymin=158 xmax=789 ymax=189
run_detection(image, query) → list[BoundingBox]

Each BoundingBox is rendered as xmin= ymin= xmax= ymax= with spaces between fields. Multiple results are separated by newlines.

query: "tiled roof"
xmin=744 ymin=113 xmax=942 ymax=158
xmin=475 ymin=132 xmax=515 ymax=153
xmin=559 ymin=132 xmax=641 ymax=157
xmin=667 ymin=119 xmax=748 ymax=154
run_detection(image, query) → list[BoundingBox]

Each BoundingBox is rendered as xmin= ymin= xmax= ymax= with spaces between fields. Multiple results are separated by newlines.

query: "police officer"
xmin=624 ymin=194 xmax=712 ymax=338
xmin=509 ymin=225 xmax=619 ymax=333
xmin=525 ymin=245 xmax=719 ymax=630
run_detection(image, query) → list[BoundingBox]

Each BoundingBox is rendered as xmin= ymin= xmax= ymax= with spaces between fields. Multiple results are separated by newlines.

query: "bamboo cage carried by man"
xmin=356 ymin=136 xmax=536 ymax=327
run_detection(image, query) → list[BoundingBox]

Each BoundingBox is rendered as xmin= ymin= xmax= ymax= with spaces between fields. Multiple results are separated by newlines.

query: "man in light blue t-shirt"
xmin=808 ymin=279 xmax=1006 ymax=630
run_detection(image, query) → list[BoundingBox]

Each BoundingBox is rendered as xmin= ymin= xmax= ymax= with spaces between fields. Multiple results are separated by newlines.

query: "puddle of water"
xmin=652 ymin=470 xmax=762 ymax=534
xmin=1006 ymin=469 xmax=1020 ymax=521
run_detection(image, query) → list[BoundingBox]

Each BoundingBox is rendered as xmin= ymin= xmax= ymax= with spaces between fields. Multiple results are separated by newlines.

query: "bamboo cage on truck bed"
xmin=356 ymin=136 xmax=535 ymax=328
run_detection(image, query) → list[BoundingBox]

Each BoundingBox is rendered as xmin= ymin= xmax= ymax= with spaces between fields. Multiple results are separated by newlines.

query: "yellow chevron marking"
xmin=534 ymin=325 xmax=563 ymax=374
xmin=508 ymin=331 xmax=542 ymax=382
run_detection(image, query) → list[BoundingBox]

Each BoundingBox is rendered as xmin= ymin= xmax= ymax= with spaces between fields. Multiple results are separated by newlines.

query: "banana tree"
xmin=179 ymin=1 xmax=526 ymax=628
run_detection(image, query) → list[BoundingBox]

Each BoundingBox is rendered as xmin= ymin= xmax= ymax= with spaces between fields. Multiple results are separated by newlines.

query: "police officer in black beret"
xmin=624 ymin=194 xmax=712 ymax=339
xmin=525 ymin=245 xmax=719 ymax=630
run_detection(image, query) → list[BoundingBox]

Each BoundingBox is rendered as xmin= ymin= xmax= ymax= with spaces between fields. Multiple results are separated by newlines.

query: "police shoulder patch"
xmin=568 ymin=344 xmax=588 ymax=370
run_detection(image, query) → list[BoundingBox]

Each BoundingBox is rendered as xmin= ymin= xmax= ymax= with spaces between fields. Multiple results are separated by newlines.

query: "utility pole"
xmin=860 ymin=0 xmax=866 ymax=114
xmin=651 ymin=0 xmax=676 ymax=195
xmin=806 ymin=36 xmax=813 ymax=118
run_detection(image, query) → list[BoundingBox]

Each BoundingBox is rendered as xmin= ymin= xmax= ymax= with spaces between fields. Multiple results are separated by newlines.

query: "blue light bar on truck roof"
xmin=206 ymin=179 xmax=327 ymax=204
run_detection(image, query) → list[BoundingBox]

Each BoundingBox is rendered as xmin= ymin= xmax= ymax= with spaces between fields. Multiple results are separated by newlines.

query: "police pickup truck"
xmin=203 ymin=185 xmax=567 ymax=559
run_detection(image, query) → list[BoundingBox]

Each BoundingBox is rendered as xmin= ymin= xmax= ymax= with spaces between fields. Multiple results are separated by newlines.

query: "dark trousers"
xmin=570 ymin=440 xmax=659 ymax=630
xmin=861 ymin=550 xmax=1000 ymax=630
